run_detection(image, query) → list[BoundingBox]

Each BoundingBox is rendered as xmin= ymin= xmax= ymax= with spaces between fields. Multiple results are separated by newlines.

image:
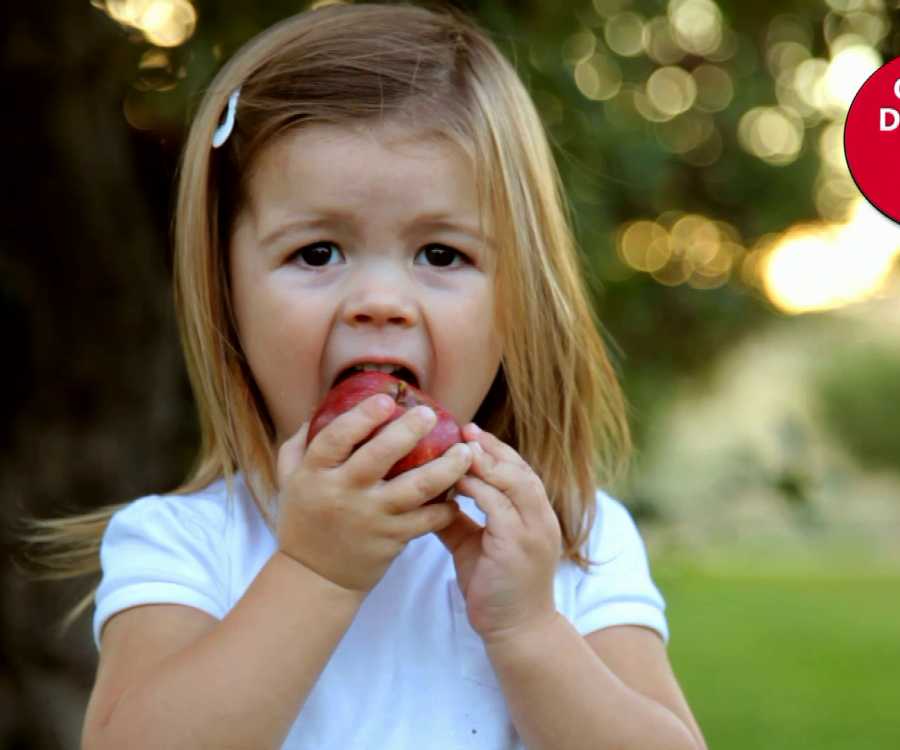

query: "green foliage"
xmin=814 ymin=341 xmax=900 ymax=473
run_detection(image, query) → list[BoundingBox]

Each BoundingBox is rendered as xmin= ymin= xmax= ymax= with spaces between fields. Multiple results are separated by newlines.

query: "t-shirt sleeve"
xmin=92 ymin=492 xmax=230 ymax=652
xmin=571 ymin=490 xmax=669 ymax=644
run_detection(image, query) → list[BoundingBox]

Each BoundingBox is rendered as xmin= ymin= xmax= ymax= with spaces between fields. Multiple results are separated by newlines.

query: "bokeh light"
xmin=815 ymin=119 xmax=854 ymax=221
xmin=646 ymin=66 xmax=697 ymax=117
xmin=767 ymin=41 xmax=811 ymax=79
xmin=605 ymin=12 xmax=646 ymax=57
xmin=691 ymin=64 xmax=733 ymax=112
xmin=618 ymin=221 xmax=672 ymax=273
xmin=617 ymin=213 xmax=741 ymax=289
xmin=840 ymin=10 xmax=889 ymax=47
xmin=738 ymin=106 xmax=804 ymax=166
xmin=818 ymin=120 xmax=848 ymax=173
xmin=591 ymin=0 xmax=898 ymax=312
xmin=815 ymin=170 xmax=863 ymax=221
xmin=592 ymin=0 xmax=631 ymax=18
xmin=562 ymin=30 xmax=597 ymax=66
xmin=668 ymin=0 xmax=723 ymax=57
xmin=824 ymin=0 xmax=869 ymax=12
xmin=762 ymin=199 xmax=900 ymax=313
xmin=643 ymin=16 xmax=685 ymax=65
xmin=575 ymin=53 xmax=623 ymax=101
xmin=132 ymin=48 xmax=180 ymax=92
xmin=824 ymin=37 xmax=881 ymax=108
xmin=101 ymin=0 xmax=197 ymax=47
xmin=793 ymin=58 xmax=832 ymax=115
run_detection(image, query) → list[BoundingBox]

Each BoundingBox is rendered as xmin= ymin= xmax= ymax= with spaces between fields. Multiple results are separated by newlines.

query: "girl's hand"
xmin=434 ymin=424 xmax=563 ymax=645
xmin=276 ymin=395 xmax=474 ymax=596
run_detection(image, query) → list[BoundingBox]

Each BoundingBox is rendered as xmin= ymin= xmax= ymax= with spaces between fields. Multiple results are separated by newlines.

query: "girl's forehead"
xmin=255 ymin=119 xmax=473 ymax=174
xmin=240 ymin=120 xmax=487 ymax=222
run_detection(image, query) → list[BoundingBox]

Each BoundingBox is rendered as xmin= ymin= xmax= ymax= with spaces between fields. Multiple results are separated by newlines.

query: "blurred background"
xmin=1 ymin=0 xmax=899 ymax=747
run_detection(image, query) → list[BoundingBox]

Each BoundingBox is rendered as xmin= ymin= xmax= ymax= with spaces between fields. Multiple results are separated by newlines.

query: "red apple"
xmin=307 ymin=370 xmax=463 ymax=503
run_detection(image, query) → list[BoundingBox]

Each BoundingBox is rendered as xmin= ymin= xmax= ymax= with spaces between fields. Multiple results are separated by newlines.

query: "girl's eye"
xmin=291 ymin=241 xmax=342 ymax=267
xmin=289 ymin=242 xmax=469 ymax=268
xmin=418 ymin=244 xmax=469 ymax=268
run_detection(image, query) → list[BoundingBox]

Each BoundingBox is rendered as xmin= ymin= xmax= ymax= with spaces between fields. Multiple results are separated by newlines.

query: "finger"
xmin=467 ymin=439 xmax=548 ymax=524
xmin=464 ymin=424 xmax=530 ymax=472
xmin=306 ymin=393 xmax=395 ymax=470
xmin=466 ymin=441 xmax=525 ymax=495
xmin=343 ymin=404 xmax=442 ymax=486
xmin=389 ymin=496 xmax=462 ymax=543
xmin=455 ymin=472 xmax=520 ymax=532
xmin=379 ymin=442 xmax=473 ymax=513
xmin=276 ymin=421 xmax=310 ymax=484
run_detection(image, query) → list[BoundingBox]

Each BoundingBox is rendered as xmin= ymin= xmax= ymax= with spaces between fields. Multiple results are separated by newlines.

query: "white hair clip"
xmin=212 ymin=86 xmax=242 ymax=148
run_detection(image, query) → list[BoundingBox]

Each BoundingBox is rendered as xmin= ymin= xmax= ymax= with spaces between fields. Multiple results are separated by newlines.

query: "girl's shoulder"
xmin=93 ymin=476 xmax=243 ymax=651
xmin=108 ymin=475 xmax=239 ymax=543
xmin=583 ymin=489 xmax=648 ymax=558
xmin=563 ymin=488 xmax=669 ymax=644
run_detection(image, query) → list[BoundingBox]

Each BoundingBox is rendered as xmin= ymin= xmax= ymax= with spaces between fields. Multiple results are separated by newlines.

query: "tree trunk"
xmin=0 ymin=3 xmax=195 ymax=748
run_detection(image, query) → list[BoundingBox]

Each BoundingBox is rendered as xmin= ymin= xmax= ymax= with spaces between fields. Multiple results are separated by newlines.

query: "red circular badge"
xmin=845 ymin=56 xmax=900 ymax=224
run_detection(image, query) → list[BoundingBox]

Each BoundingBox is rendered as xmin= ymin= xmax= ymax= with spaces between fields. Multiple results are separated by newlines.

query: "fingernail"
xmin=454 ymin=442 xmax=472 ymax=458
xmin=470 ymin=440 xmax=485 ymax=453
xmin=470 ymin=424 xmax=483 ymax=435
xmin=416 ymin=406 xmax=437 ymax=422
xmin=375 ymin=394 xmax=394 ymax=411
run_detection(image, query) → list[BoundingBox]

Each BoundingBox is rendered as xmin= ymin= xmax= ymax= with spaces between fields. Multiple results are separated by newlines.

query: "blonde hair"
xmin=17 ymin=1 xmax=632 ymax=636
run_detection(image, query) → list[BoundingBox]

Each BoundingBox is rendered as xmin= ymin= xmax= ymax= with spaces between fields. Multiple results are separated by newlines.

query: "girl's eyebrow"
xmin=257 ymin=210 xmax=494 ymax=251
xmin=412 ymin=215 xmax=495 ymax=249
xmin=258 ymin=214 xmax=347 ymax=252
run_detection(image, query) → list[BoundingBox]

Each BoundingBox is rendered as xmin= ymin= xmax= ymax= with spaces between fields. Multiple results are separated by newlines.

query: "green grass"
xmin=654 ymin=565 xmax=900 ymax=750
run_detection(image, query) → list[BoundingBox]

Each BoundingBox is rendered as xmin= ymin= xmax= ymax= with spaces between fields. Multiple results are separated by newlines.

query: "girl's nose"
xmin=341 ymin=265 xmax=419 ymax=328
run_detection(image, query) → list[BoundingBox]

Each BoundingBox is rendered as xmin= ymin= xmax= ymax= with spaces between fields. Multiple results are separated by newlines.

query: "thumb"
xmin=277 ymin=421 xmax=310 ymax=484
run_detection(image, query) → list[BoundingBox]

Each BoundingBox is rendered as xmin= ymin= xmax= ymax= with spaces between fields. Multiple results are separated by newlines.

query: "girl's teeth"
xmin=353 ymin=363 xmax=402 ymax=374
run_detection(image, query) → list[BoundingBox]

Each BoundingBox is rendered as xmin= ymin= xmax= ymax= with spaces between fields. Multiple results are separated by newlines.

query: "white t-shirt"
xmin=93 ymin=474 xmax=668 ymax=749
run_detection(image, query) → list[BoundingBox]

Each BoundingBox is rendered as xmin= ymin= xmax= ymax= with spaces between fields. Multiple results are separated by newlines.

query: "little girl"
xmin=46 ymin=3 xmax=707 ymax=748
